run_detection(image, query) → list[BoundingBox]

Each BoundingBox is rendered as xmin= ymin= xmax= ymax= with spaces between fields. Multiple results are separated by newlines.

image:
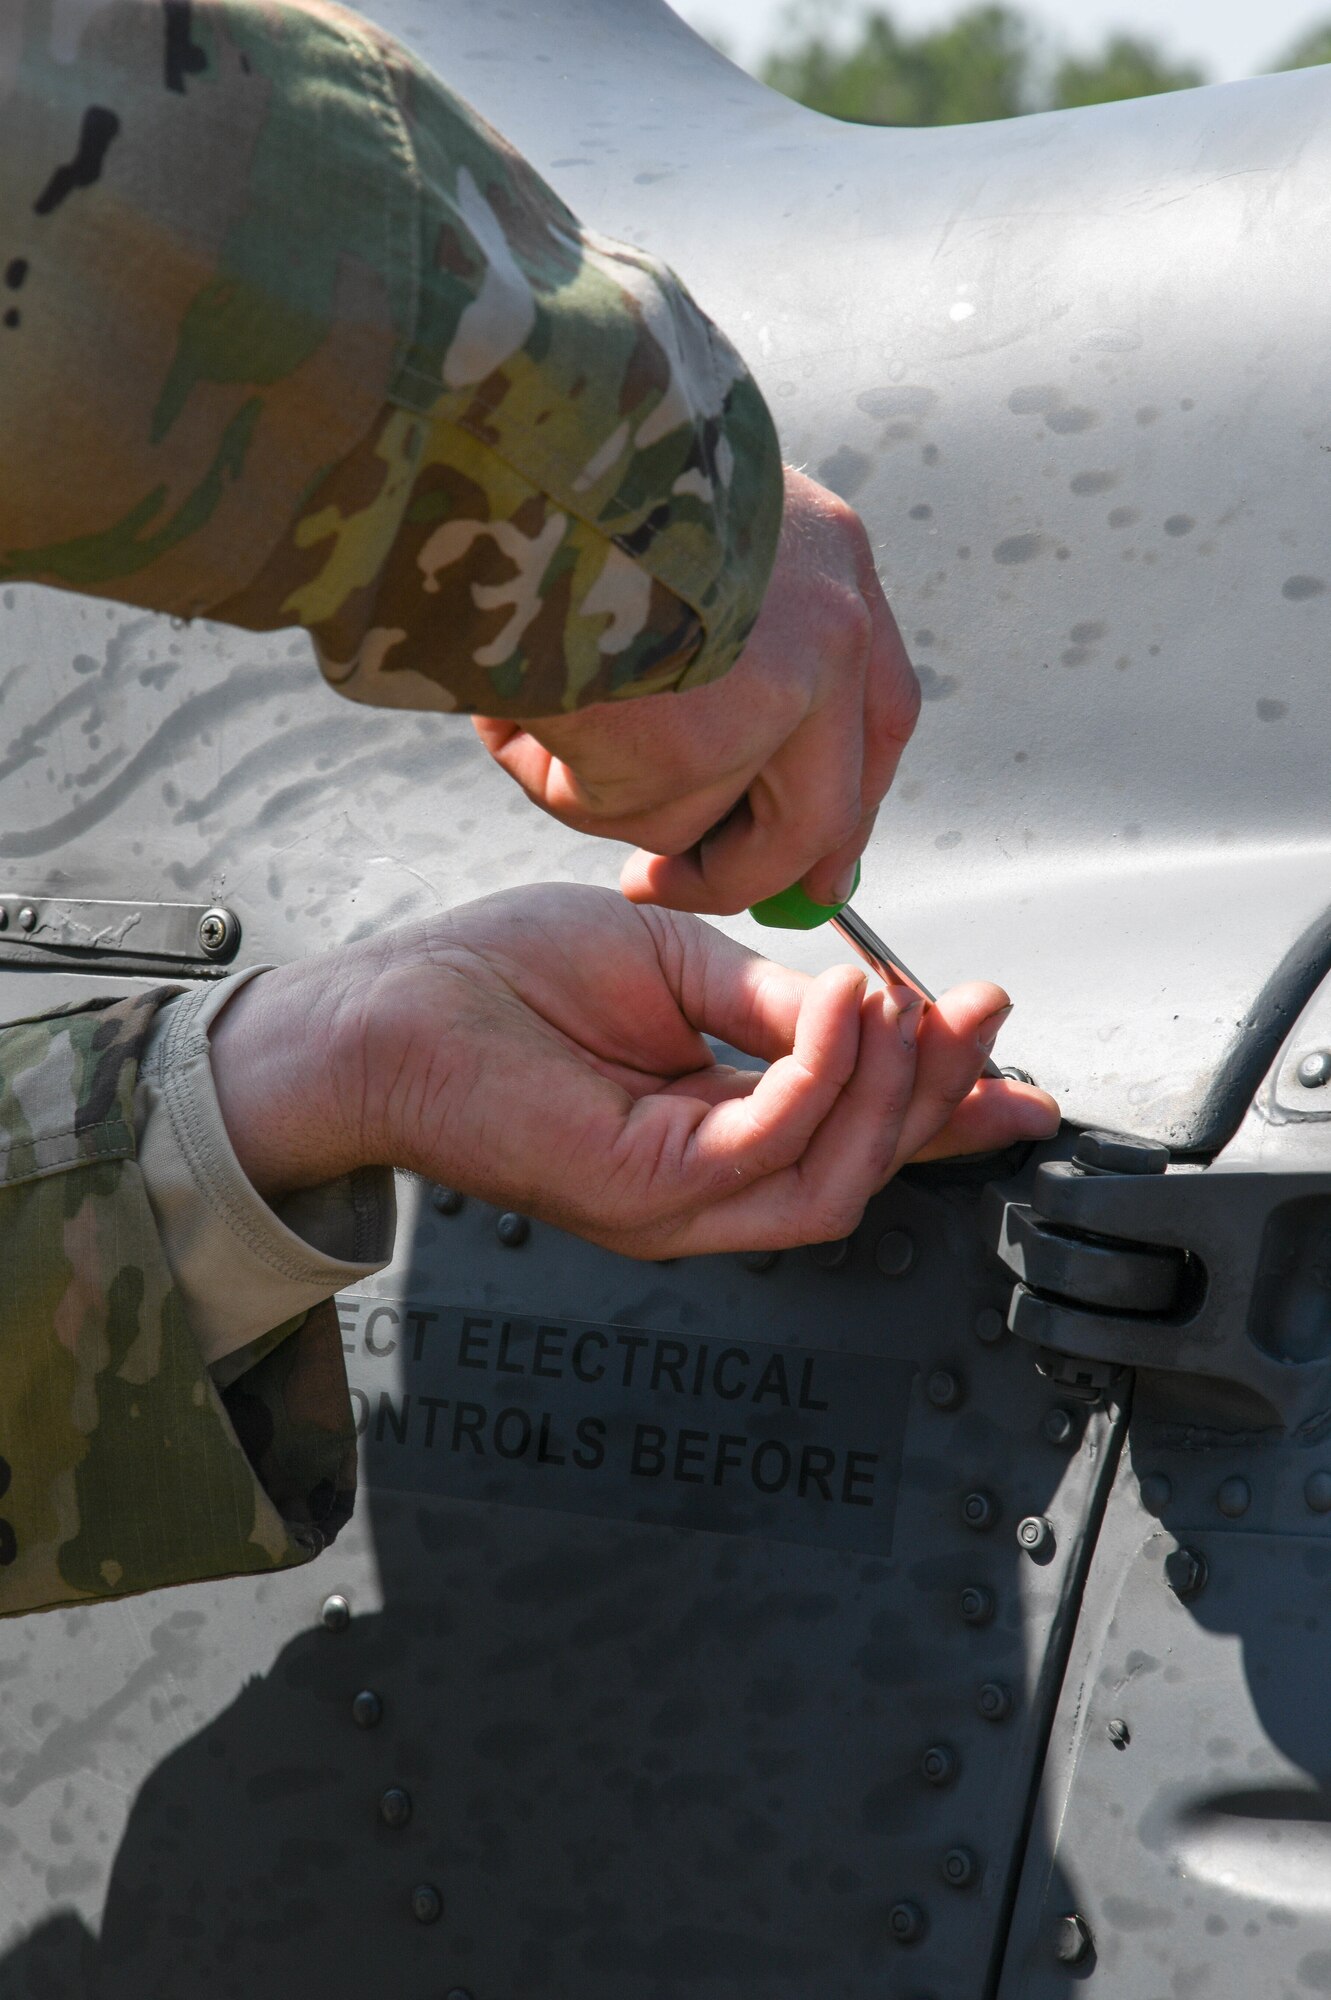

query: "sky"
xmin=674 ymin=0 xmax=1329 ymax=80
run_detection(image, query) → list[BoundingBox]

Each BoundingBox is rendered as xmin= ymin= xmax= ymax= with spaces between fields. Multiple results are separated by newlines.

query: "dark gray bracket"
xmin=0 ymin=896 xmax=241 ymax=977
xmin=985 ymin=1143 xmax=1331 ymax=1431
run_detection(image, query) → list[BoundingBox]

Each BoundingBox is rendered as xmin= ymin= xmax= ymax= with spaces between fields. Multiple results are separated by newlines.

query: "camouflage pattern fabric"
xmin=0 ymin=992 xmax=356 ymax=1615
xmin=0 ymin=0 xmax=783 ymax=715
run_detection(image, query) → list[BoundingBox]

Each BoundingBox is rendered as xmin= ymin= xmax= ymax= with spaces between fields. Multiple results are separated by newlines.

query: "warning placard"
xmin=338 ymin=1299 xmax=913 ymax=1554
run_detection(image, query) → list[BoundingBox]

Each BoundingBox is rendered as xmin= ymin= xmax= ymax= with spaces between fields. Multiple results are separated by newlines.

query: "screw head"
xmin=974 ymin=1305 xmax=1006 ymax=1344
xmin=941 ymin=1846 xmax=978 ymax=1889
xmin=962 ymin=1490 xmax=997 ymax=1532
xmin=351 ymin=1689 xmax=383 ymax=1729
xmin=1072 ymin=1128 xmax=1168 ymax=1175
xmin=1216 ymin=1475 xmax=1251 ymax=1519
xmin=1107 ymin=1717 xmax=1131 ymax=1749
xmin=1018 ymin=1514 xmax=1055 ymax=1557
xmin=1298 ymin=1050 xmax=1331 ymax=1089
xmin=926 ymin=1369 xmax=962 ymax=1411
xmin=410 ymin=1883 xmax=443 ymax=1925
xmin=1306 ymin=1471 xmax=1331 ymax=1514
xmin=496 ymin=1211 xmax=529 ymax=1248
xmin=977 ymin=1680 xmax=1013 ymax=1722
xmin=432 ymin=1185 xmax=464 ymax=1216
xmin=808 ymin=1236 xmax=850 ymax=1269
xmin=740 ymin=1247 xmax=779 ymax=1272
xmin=960 ymin=1584 xmax=995 ymax=1626
xmin=875 ymin=1228 xmax=916 ymax=1278
xmin=379 ymin=1785 xmax=412 ymax=1829
xmin=320 ymin=1592 xmax=350 ymax=1632
xmin=1041 ymin=1406 xmax=1076 ymax=1446
xmin=1054 ymin=1913 xmax=1093 ymax=1965
xmin=888 ymin=1900 xmax=927 ymax=1944
xmin=1164 ymin=1545 xmax=1208 ymax=1598
xmin=920 ymin=1743 xmax=957 ymax=1787
xmin=197 ymin=905 xmax=240 ymax=960
xmin=17 ymin=905 xmax=36 ymax=932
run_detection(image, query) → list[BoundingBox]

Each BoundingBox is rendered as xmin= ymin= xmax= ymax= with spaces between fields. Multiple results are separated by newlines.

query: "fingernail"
xmin=976 ymin=1003 xmax=1013 ymax=1055
xmin=890 ymin=992 xmax=924 ymax=1049
xmin=829 ymin=865 xmax=858 ymax=906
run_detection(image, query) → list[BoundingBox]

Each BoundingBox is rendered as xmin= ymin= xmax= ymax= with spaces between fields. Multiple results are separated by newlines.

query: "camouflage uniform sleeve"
xmin=0 ymin=0 xmax=784 ymax=717
xmin=0 ymin=992 xmax=356 ymax=1616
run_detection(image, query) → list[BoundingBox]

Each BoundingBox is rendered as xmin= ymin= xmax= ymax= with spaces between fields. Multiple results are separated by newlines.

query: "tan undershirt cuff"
xmin=134 ymin=970 xmax=396 ymax=1369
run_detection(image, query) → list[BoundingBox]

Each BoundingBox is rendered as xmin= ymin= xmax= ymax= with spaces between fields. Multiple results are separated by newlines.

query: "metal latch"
xmin=0 ymin=897 xmax=241 ymax=977
xmin=984 ymin=1128 xmax=1331 ymax=1430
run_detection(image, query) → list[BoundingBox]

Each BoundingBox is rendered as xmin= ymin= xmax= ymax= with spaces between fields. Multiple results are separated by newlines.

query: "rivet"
xmin=0 ymin=908 xmax=7 ymax=931
xmin=496 ymin=1212 xmax=529 ymax=1248
xmin=1054 ymin=1912 xmax=1093 ymax=1965
xmin=888 ymin=1899 xmax=927 ymax=1944
xmin=320 ymin=1592 xmax=350 ymax=1631
xmin=1139 ymin=1472 xmax=1173 ymax=1515
xmin=1041 ymin=1406 xmax=1076 ymax=1446
xmin=960 ymin=1584 xmax=995 ymax=1626
xmin=1306 ymin=1471 xmax=1331 ymax=1514
xmin=920 ymin=1743 xmax=957 ymax=1787
xmin=1164 ymin=1545 xmax=1208 ymax=1599
xmin=1107 ymin=1717 xmax=1131 ymax=1749
xmin=432 ymin=1186 xmax=464 ymax=1216
xmin=352 ymin=1689 xmax=383 ymax=1729
xmin=808 ymin=1237 xmax=850 ymax=1270
xmin=926 ymin=1369 xmax=962 ymax=1411
xmin=740 ymin=1248 xmax=779 ymax=1272
xmin=974 ymin=1306 xmax=1006 ymax=1344
xmin=410 ymin=1883 xmax=443 ymax=1925
xmin=962 ymin=1489 xmax=997 ymax=1532
xmin=977 ymin=1681 xmax=1012 ymax=1722
xmin=445 ymin=1991 xmax=475 ymax=2000
xmin=875 ymin=1229 xmax=916 ymax=1278
xmin=941 ymin=1846 xmax=978 ymax=1888
xmin=379 ymin=1786 xmax=412 ymax=1829
xmin=1017 ymin=1514 xmax=1054 ymax=1557
xmin=1216 ymin=1475 xmax=1251 ymax=1519
xmin=1298 ymin=1050 xmax=1331 ymax=1089
xmin=17 ymin=905 xmax=36 ymax=932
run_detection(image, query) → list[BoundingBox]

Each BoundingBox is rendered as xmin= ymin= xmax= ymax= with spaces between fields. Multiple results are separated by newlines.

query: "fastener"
xmin=888 ymin=1900 xmax=927 ymax=1944
xmin=941 ymin=1847 xmax=977 ymax=1888
xmin=1164 ymin=1545 xmax=1208 ymax=1598
xmin=1216 ymin=1475 xmax=1251 ymax=1519
xmin=410 ymin=1883 xmax=443 ymax=1925
xmin=1298 ymin=1050 xmax=1331 ymax=1089
xmin=974 ymin=1306 xmax=1006 ymax=1344
xmin=959 ymin=1585 xmax=994 ymax=1626
xmin=875 ymin=1229 xmax=916 ymax=1277
xmin=17 ymin=905 xmax=36 ymax=932
xmin=740 ymin=1248 xmax=779 ymax=1272
xmin=379 ymin=1786 xmax=412 ymax=1829
xmin=808 ymin=1237 xmax=850 ymax=1269
xmin=977 ymin=1681 xmax=1012 ymax=1722
xmin=445 ymin=1991 xmax=474 ymax=2000
xmin=1306 ymin=1471 xmax=1331 ymax=1514
xmin=1107 ymin=1717 xmax=1131 ymax=1749
xmin=962 ymin=1490 xmax=997 ymax=1532
xmin=196 ymin=906 xmax=240 ymax=960
xmin=320 ymin=1593 xmax=350 ymax=1632
xmin=352 ymin=1689 xmax=383 ymax=1729
xmin=926 ymin=1369 xmax=962 ymax=1411
xmin=1017 ymin=1514 xmax=1054 ymax=1557
xmin=1041 ymin=1406 xmax=1076 ymax=1446
xmin=496 ymin=1212 xmax=529 ymax=1248
xmin=920 ymin=1743 xmax=957 ymax=1787
xmin=1139 ymin=1472 xmax=1173 ymax=1515
xmin=1054 ymin=1913 xmax=1093 ymax=1965
xmin=432 ymin=1186 xmax=464 ymax=1215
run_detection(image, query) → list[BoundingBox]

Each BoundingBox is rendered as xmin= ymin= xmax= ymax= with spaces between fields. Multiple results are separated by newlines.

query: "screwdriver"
xmin=749 ymin=864 xmax=1005 ymax=1081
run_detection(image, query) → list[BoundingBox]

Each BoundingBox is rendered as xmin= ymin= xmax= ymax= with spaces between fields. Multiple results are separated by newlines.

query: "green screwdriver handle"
xmin=749 ymin=862 xmax=861 ymax=931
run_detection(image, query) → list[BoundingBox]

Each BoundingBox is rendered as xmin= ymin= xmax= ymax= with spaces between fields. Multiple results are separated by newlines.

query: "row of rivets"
xmin=1141 ymin=1470 xmax=1331 ymax=1517
xmin=0 ymin=905 xmax=36 ymax=933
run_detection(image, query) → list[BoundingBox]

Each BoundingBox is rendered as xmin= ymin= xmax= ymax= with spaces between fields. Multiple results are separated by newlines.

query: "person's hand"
xmin=471 ymin=467 xmax=919 ymax=915
xmin=210 ymin=887 xmax=1059 ymax=1260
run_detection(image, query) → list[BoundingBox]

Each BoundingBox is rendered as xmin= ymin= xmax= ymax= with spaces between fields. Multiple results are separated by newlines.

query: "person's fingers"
xmin=885 ymin=980 xmax=1021 ymax=1169
xmin=908 ymin=1078 xmax=1061 ymax=1162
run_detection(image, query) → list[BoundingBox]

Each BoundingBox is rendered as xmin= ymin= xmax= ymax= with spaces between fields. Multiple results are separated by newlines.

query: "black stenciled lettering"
xmin=458 ymin=1316 xmax=492 ymax=1369
xmin=496 ymin=1321 xmax=525 ymax=1375
xmin=452 ymin=1402 xmax=487 ymax=1454
xmin=348 ymin=1388 xmax=369 ymax=1436
xmin=376 ymin=1391 xmax=410 ymax=1445
xmin=406 ymin=1308 xmax=439 ymax=1362
xmin=713 ymin=1347 xmax=749 ymax=1399
xmin=419 ymin=1395 xmax=449 ymax=1447
xmin=536 ymin=1414 xmax=565 ymax=1466
xmin=651 ymin=1339 xmax=689 ymax=1393
xmin=533 ymin=1325 xmax=567 ymax=1378
xmin=572 ymin=1330 xmax=607 ymax=1382
xmin=798 ymin=1446 xmax=836 ymax=1499
xmin=631 ymin=1423 xmax=666 ymax=1477
xmin=673 ymin=1429 xmax=708 ymax=1483
xmin=335 ymin=1298 xmax=360 ymax=1357
xmin=573 ymin=1417 xmax=606 ymax=1470
xmin=798 ymin=1358 xmax=830 ymax=1413
xmin=163 ymin=0 xmax=208 ymax=93
xmin=690 ymin=1343 xmax=710 ymax=1396
xmin=493 ymin=1407 xmax=533 ymax=1460
xmin=842 ymin=1451 xmax=879 ymax=1506
xmin=364 ymin=1305 xmax=398 ymax=1358
xmin=34 ymin=106 xmax=121 ymax=217
xmin=753 ymin=1354 xmax=791 ymax=1406
xmin=713 ymin=1434 xmax=746 ymax=1485
xmin=617 ymin=1333 xmax=650 ymax=1387
xmin=752 ymin=1439 xmax=792 ymax=1494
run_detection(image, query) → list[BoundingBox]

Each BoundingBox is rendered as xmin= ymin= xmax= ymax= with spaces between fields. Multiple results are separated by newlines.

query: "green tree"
xmin=1269 ymin=22 xmax=1331 ymax=70
xmin=1052 ymin=34 xmax=1206 ymax=109
xmin=761 ymin=4 xmax=1039 ymax=126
